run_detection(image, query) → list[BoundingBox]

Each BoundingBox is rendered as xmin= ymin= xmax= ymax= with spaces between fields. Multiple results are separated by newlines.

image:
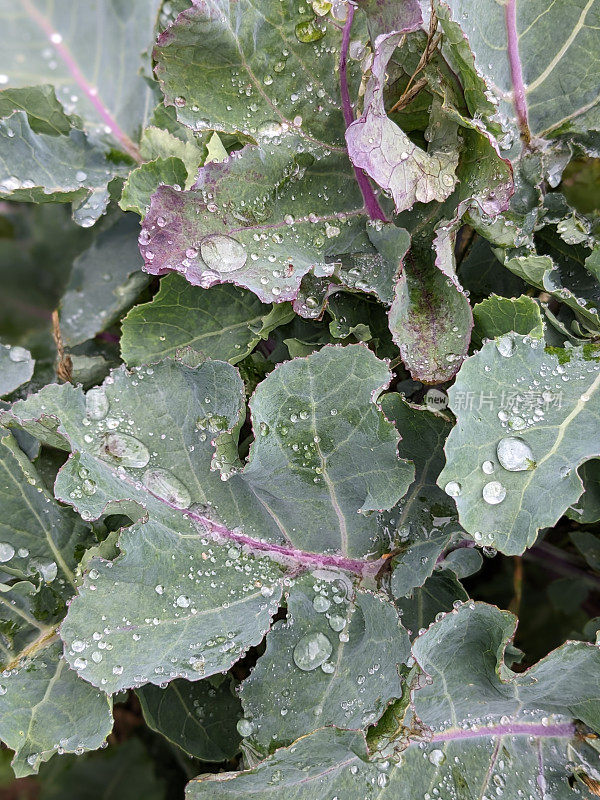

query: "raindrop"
xmin=8 ymin=346 xmax=29 ymax=363
xmin=143 ymin=468 xmax=191 ymax=508
xmin=496 ymin=437 xmax=535 ymax=472
xmin=237 ymin=718 xmax=255 ymax=737
xmin=428 ymin=749 xmax=446 ymax=766
xmin=295 ymin=17 xmax=326 ymax=43
xmin=482 ymin=460 xmax=495 ymax=474
xmin=496 ymin=334 xmax=515 ymax=357
xmin=101 ymin=433 xmax=150 ymax=468
xmin=0 ymin=542 xmax=14 ymax=562
xmin=482 ymin=481 xmax=506 ymax=505
xmin=200 ymin=234 xmax=247 ymax=273
xmin=444 ymin=481 xmax=461 ymax=497
xmin=85 ymin=388 xmax=109 ymax=420
xmin=293 ymin=632 xmax=333 ymax=671
xmin=328 ymin=615 xmax=345 ymax=632
xmin=313 ymin=595 xmax=331 ymax=613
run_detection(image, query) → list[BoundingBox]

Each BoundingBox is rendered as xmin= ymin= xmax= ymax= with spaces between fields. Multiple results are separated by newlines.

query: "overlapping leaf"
xmin=0 ymin=344 xmax=34 ymax=397
xmin=5 ymin=346 xmax=413 ymax=694
xmin=0 ymin=431 xmax=110 ymax=777
xmin=59 ymin=211 xmax=148 ymax=346
xmin=187 ymin=602 xmax=600 ymax=799
xmin=440 ymin=0 xmax=600 ymax=143
xmin=238 ymin=575 xmax=410 ymax=752
xmin=121 ymin=275 xmax=284 ymax=367
xmin=137 ymin=677 xmax=242 ymax=761
xmin=0 ymin=0 xmax=161 ymax=156
xmin=142 ymin=0 xmax=385 ymax=306
xmin=378 ymin=393 xmax=458 ymax=597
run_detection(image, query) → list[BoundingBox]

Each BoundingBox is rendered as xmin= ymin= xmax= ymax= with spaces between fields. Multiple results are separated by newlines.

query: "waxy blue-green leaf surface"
xmin=5 ymin=346 xmax=412 ymax=694
xmin=187 ymin=602 xmax=600 ymax=799
xmin=239 ymin=575 xmax=410 ymax=752
xmin=440 ymin=0 xmax=600 ymax=141
xmin=0 ymin=344 xmax=34 ymax=397
xmin=0 ymin=640 xmax=112 ymax=777
xmin=0 ymin=111 xmax=123 ymax=225
xmin=0 ymin=0 xmax=161 ymax=156
xmin=439 ymin=336 xmax=600 ymax=554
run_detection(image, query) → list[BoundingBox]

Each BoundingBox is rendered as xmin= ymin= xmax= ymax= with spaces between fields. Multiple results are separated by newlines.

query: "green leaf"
xmin=137 ymin=677 xmax=242 ymax=761
xmin=458 ymin=234 xmax=527 ymax=301
xmin=0 ymin=111 xmax=125 ymax=225
xmin=119 ymin=156 xmax=188 ymax=217
xmin=5 ymin=347 xmax=411 ymax=692
xmin=438 ymin=336 xmax=600 ymax=554
xmin=0 ymin=640 xmax=112 ymax=777
xmin=0 ymin=85 xmax=76 ymax=135
xmin=140 ymin=126 xmax=208 ymax=185
xmin=153 ymin=0 xmax=357 ymax=149
xmin=393 ymin=570 xmax=468 ymax=636
xmin=0 ymin=344 xmax=34 ymax=397
xmin=379 ymin=394 xmax=457 ymax=597
xmin=236 ymin=345 xmax=414 ymax=557
xmin=570 ymin=530 xmax=600 ymax=572
xmin=0 ymin=0 xmax=162 ymax=159
xmin=472 ymin=294 xmax=544 ymax=346
xmin=440 ymin=0 xmax=600 ymax=142
xmin=438 ymin=546 xmax=483 ymax=579
xmin=59 ymin=212 xmax=148 ymax=347
xmin=120 ymin=275 xmax=272 ymax=367
xmin=141 ymin=137 xmax=372 ymax=306
xmin=568 ymin=460 xmax=600 ymax=523
xmin=0 ymin=204 xmax=92 ymax=343
xmin=187 ymin=603 xmax=600 ymax=799
xmin=0 ymin=430 xmax=87 ymax=587
xmin=346 ymin=35 xmax=459 ymax=213
xmin=412 ymin=602 xmax=600 ymax=733
xmin=239 ymin=575 xmax=410 ymax=752
xmin=388 ymin=227 xmax=473 ymax=382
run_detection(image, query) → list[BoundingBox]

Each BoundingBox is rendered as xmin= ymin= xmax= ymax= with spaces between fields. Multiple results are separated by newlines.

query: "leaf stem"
xmin=340 ymin=5 xmax=388 ymax=222
xmin=429 ymin=721 xmax=576 ymax=742
xmin=179 ymin=503 xmax=383 ymax=578
xmin=504 ymin=0 xmax=531 ymax=144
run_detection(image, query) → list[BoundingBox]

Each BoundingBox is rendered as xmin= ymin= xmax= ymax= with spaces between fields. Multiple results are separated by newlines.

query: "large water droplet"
xmin=293 ymin=631 xmax=332 ymax=671
xmin=8 ymin=345 xmax=29 ymax=363
xmin=496 ymin=334 xmax=515 ymax=357
xmin=143 ymin=468 xmax=191 ymax=508
xmin=0 ymin=542 xmax=15 ymax=562
xmin=444 ymin=481 xmax=461 ymax=497
xmin=101 ymin=433 xmax=150 ymax=468
xmin=428 ymin=748 xmax=446 ymax=766
xmin=295 ymin=17 xmax=326 ymax=43
xmin=313 ymin=595 xmax=331 ymax=613
xmin=236 ymin=718 xmax=255 ymax=737
xmin=482 ymin=481 xmax=506 ymax=505
xmin=496 ymin=437 xmax=535 ymax=472
xmin=200 ymin=234 xmax=247 ymax=273
xmin=86 ymin=388 xmax=109 ymax=420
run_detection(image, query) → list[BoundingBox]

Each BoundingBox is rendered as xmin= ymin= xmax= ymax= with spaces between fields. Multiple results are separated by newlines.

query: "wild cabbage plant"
xmin=0 ymin=0 xmax=600 ymax=797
